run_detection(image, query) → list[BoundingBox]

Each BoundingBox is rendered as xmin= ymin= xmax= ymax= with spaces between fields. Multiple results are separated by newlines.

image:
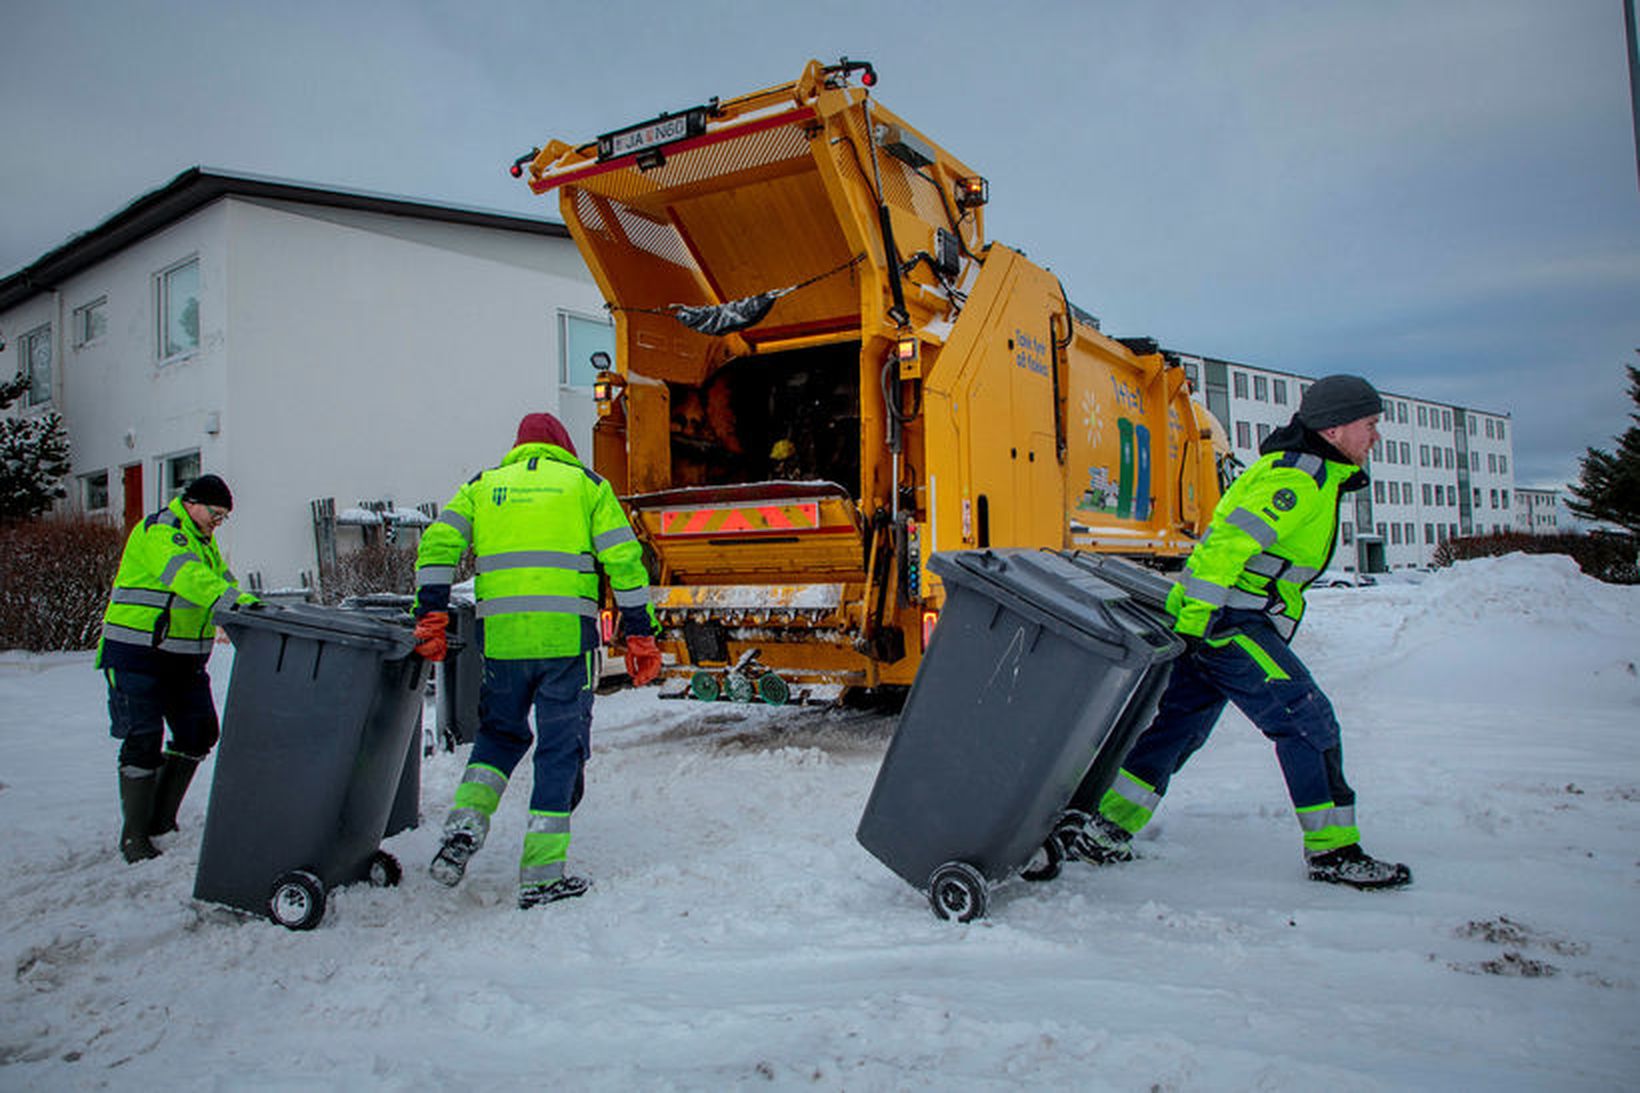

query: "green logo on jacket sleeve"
xmin=1271 ymin=488 xmax=1298 ymax=512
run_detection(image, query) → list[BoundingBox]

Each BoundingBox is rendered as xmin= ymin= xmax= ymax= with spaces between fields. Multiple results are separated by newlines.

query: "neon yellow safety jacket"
xmin=97 ymin=497 xmax=251 ymax=672
xmin=415 ymin=442 xmax=656 ymax=660
xmin=1168 ymin=435 xmax=1367 ymax=642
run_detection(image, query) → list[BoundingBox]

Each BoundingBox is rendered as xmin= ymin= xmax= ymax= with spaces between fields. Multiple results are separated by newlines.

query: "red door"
xmin=122 ymin=463 xmax=144 ymax=533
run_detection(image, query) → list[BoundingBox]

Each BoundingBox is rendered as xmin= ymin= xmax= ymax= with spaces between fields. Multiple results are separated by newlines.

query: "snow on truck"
xmin=517 ymin=58 xmax=1227 ymax=700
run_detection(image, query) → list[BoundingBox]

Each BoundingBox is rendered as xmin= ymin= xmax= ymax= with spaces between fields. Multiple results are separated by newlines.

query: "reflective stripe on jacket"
xmin=414 ymin=442 xmax=656 ymax=659
xmin=1170 ymin=447 xmax=1365 ymax=641
xmin=97 ymin=497 xmax=241 ymax=671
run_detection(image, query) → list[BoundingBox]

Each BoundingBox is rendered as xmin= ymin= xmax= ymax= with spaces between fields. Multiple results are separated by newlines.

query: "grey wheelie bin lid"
xmin=856 ymin=549 xmax=1182 ymax=917
xmin=194 ymin=603 xmax=428 ymax=928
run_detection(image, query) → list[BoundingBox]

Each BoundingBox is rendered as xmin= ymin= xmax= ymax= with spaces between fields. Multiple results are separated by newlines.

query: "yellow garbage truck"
xmin=520 ymin=58 xmax=1226 ymax=699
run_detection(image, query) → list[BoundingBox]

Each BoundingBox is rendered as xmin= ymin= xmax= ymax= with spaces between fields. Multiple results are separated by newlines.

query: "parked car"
xmin=1318 ymin=568 xmax=1377 ymax=588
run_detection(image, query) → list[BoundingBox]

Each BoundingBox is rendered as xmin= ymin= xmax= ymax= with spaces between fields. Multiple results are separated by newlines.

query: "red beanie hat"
xmin=515 ymin=412 xmax=577 ymax=457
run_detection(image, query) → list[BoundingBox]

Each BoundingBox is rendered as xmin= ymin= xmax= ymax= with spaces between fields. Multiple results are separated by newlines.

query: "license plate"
xmin=598 ymin=108 xmax=706 ymax=162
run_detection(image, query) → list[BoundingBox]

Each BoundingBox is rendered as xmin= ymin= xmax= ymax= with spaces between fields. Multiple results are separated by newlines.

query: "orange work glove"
xmin=624 ymin=635 xmax=662 ymax=686
xmin=414 ymin=611 xmax=449 ymax=662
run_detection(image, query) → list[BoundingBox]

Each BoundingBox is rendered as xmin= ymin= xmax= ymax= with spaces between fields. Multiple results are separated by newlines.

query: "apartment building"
xmin=1175 ymin=353 xmax=1516 ymax=572
xmin=0 ymin=169 xmax=608 ymax=590
xmin=1516 ymin=487 xmax=1561 ymax=534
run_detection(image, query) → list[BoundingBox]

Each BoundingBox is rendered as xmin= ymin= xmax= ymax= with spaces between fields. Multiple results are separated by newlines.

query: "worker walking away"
xmin=98 ymin=474 xmax=259 ymax=863
xmin=1071 ymin=375 xmax=1413 ymax=890
xmin=413 ymin=412 xmax=661 ymax=909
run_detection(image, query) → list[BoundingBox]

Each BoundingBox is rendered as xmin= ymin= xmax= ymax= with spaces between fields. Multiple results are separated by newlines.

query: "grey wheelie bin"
xmin=1054 ymin=551 xmax=1184 ymax=820
xmin=434 ymin=598 xmax=482 ymax=750
xmin=855 ymin=549 xmax=1182 ymax=922
xmin=194 ymin=603 xmax=431 ymax=930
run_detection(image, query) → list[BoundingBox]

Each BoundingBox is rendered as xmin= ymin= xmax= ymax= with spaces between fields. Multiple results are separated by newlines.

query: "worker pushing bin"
xmin=856 ymin=549 xmax=1182 ymax=922
xmin=193 ymin=603 xmax=430 ymax=930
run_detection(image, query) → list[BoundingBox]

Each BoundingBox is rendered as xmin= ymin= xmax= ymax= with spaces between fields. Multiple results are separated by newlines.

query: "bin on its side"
xmin=435 ymin=598 xmax=482 ymax=750
xmin=855 ymin=549 xmax=1181 ymax=921
xmin=1056 ymin=552 xmax=1182 ymax=816
xmin=194 ymin=604 xmax=429 ymax=929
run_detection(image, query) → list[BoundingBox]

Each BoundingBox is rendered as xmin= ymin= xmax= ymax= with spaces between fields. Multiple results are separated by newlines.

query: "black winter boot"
xmin=1307 ymin=844 xmax=1412 ymax=890
xmin=119 ymin=769 xmax=162 ymax=863
xmin=1067 ymin=812 xmax=1136 ymax=865
xmin=149 ymin=752 xmax=201 ymax=836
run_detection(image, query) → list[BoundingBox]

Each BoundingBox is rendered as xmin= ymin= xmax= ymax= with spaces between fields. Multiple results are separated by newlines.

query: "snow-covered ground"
xmin=1 ymin=554 xmax=1636 ymax=1089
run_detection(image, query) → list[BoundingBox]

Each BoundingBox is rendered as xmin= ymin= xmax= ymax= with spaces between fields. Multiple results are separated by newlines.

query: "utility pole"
xmin=1628 ymin=0 xmax=1640 ymax=190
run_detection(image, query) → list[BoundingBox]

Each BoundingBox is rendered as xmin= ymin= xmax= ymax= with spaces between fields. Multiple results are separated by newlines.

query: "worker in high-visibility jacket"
xmin=1071 ymin=375 xmax=1413 ymax=890
xmin=98 ymin=474 xmax=259 ymax=863
xmin=413 ymin=412 xmax=661 ymax=910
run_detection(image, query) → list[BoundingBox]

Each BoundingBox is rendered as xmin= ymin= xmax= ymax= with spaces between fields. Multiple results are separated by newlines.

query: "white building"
xmin=1516 ymin=487 xmax=1561 ymax=534
xmin=0 ymin=169 xmax=609 ymax=591
xmin=1174 ymin=352 xmax=1517 ymax=573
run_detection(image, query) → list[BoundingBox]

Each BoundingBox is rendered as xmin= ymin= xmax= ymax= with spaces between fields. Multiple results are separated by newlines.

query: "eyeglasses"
xmin=202 ymin=506 xmax=231 ymax=524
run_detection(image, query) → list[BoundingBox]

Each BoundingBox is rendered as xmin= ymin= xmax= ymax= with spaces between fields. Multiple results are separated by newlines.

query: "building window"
xmin=1422 ymin=483 xmax=1433 ymax=505
xmin=1405 ymin=522 xmax=1414 ymax=543
xmin=559 ymin=311 xmax=615 ymax=387
xmin=1184 ymin=362 xmax=1199 ymax=388
xmin=1417 ymin=406 xmax=1428 ymax=427
xmin=1473 ymin=487 xmax=1481 ymax=506
xmin=1256 ymin=422 xmax=1271 ymax=444
xmin=1425 ymin=523 xmax=1435 ymax=544
xmin=1496 ymin=420 xmax=1506 ymax=440
xmin=19 ymin=324 xmax=51 ymax=406
xmin=1419 ymin=445 xmax=1430 ymax=467
xmin=1372 ymin=440 xmax=1384 ymax=460
xmin=158 ymin=257 xmax=200 ymax=364
xmin=1388 ymin=481 xmax=1399 ymax=504
xmin=1499 ymin=455 xmax=1508 ymax=474
xmin=1253 ymin=375 xmax=1268 ymax=402
xmin=1501 ymin=490 xmax=1510 ymax=509
xmin=1236 ymin=421 xmax=1251 ymax=448
xmin=1449 ymin=523 xmax=1459 ymax=539
xmin=1384 ymin=444 xmax=1396 ymax=465
xmin=1342 ymin=522 xmax=1354 ymax=544
xmin=1444 ymin=448 xmax=1453 ymax=468
xmin=1442 ymin=409 xmax=1452 ymax=431
xmin=1272 ymin=379 xmax=1287 ymax=405
xmin=161 ymin=450 xmax=201 ymax=503
xmin=1489 ymin=488 xmax=1498 ymax=508
xmin=1233 ymin=371 xmax=1248 ymax=399
xmin=74 ymin=297 xmax=108 ymax=346
xmin=1485 ymin=418 xmax=1495 ymax=439
xmin=1446 ymin=485 xmax=1457 ymax=505
xmin=1391 ymin=523 xmax=1401 ymax=545
xmin=1374 ymin=480 xmax=1385 ymax=503
xmin=1397 ymin=401 xmax=1408 ymax=424
xmin=1487 ymin=453 xmax=1497 ymax=473
xmin=1470 ymin=451 xmax=1479 ymax=471
xmin=1399 ymin=442 xmax=1410 ymax=464
xmin=81 ymin=470 xmax=109 ymax=511
xmin=1376 ymin=522 xmax=1387 ymax=540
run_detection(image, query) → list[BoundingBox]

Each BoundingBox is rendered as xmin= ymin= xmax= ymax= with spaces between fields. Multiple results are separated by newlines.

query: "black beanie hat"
xmin=182 ymin=474 xmax=233 ymax=510
xmin=1297 ymin=374 xmax=1383 ymax=431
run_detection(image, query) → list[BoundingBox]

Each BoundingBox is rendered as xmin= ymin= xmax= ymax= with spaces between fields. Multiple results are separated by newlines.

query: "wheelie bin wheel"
xmin=756 ymin=672 xmax=790 ymax=706
xmin=727 ymin=672 xmax=755 ymax=703
xmin=928 ymin=861 xmax=988 ymax=922
xmin=268 ymin=870 xmax=326 ymax=931
xmin=1019 ymin=834 xmax=1064 ymax=882
xmin=689 ymin=671 xmax=721 ymax=702
xmin=367 ymin=850 xmax=402 ymax=888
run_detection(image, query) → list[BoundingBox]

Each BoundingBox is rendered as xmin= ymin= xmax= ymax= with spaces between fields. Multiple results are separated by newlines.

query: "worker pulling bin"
xmin=194 ymin=602 xmax=431 ymax=930
xmin=856 ymin=549 xmax=1182 ymax=922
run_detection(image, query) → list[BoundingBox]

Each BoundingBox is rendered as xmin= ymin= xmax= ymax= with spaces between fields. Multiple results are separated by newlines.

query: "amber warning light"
xmin=955 ymin=176 xmax=989 ymax=209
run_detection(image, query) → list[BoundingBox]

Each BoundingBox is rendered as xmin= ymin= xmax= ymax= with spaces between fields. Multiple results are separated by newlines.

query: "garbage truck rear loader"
xmin=521 ymin=59 xmax=1225 ymax=696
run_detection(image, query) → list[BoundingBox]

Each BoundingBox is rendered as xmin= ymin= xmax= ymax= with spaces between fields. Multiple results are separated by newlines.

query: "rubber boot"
xmin=119 ymin=768 xmax=162 ymax=863
xmin=149 ymin=752 xmax=201 ymax=836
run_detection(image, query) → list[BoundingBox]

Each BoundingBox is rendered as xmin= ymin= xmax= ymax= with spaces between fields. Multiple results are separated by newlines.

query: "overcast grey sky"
xmin=3 ymin=0 xmax=1636 ymax=490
